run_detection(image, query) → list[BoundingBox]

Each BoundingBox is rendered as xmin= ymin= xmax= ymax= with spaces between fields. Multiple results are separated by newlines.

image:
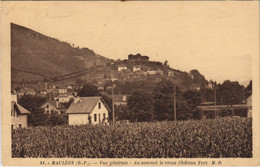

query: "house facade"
xmin=66 ymin=97 xmax=109 ymax=125
xmin=11 ymin=92 xmax=31 ymax=129
xmin=41 ymin=100 xmax=67 ymax=114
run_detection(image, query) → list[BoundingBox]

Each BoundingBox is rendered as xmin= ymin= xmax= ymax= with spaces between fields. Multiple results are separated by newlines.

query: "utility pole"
xmin=174 ymin=84 xmax=177 ymax=121
xmin=112 ymin=84 xmax=115 ymax=125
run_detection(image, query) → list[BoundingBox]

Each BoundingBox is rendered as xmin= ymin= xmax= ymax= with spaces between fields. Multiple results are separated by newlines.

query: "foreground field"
xmin=12 ymin=117 xmax=252 ymax=158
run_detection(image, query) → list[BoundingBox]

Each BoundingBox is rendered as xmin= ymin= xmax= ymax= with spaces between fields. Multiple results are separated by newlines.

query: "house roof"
xmin=66 ymin=96 xmax=109 ymax=114
xmin=12 ymin=102 xmax=31 ymax=115
xmin=17 ymin=88 xmax=36 ymax=93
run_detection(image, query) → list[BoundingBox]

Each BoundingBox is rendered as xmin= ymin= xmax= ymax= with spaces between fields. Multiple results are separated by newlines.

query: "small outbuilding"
xmin=66 ymin=96 xmax=110 ymax=125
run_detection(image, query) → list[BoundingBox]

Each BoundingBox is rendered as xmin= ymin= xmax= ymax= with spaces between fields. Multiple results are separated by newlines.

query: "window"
xmin=98 ymin=114 xmax=100 ymax=123
xmin=98 ymin=103 xmax=101 ymax=109
xmin=18 ymin=124 xmax=22 ymax=128
xmin=11 ymin=124 xmax=14 ymax=130
xmin=94 ymin=114 xmax=97 ymax=122
xmin=46 ymin=104 xmax=49 ymax=108
xmin=103 ymin=113 xmax=106 ymax=119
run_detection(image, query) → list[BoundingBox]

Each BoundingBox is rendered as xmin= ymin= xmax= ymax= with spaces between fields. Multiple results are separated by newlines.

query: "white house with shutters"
xmin=66 ymin=96 xmax=110 ymax=125
xmin=11 ymin=91 xmax=31 ymax=129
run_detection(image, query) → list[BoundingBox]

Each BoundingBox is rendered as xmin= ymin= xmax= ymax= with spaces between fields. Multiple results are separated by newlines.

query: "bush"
xmin=234 ymin=108 xmax=248 ymax=117
xmin=193 ymin=110 xmax=203 ymax=120
xmin=48 ymin=113 xmax=67 ymax=126
xmin=29 ymin=111 xmax=67 ymax=127
xmin=221 ymin=108 xmax=233 ymax=117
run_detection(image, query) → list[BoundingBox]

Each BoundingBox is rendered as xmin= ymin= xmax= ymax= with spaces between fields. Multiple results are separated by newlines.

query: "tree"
xmin=176 ymin=100 xmax=193 ymax=120
xmin=217 ymin=80 xmax=244 ymax=105
xmin=48 ymin=113 xmax=67 ymax=126
xmin=127 ymin=90 xmax=154 ymax=122
xmin=29 ymin=108 xmax=49 ymax=126
xmin=18 ymin=94 xmax=46 ymax=112
xmin=78 ymin=83 xmax=100 ymax=97
xmin=182 ymin=90 xmax=201 ymax=110
xmin=245 ymin=80 xmax=252 ymax=99
xmin=101 ymin=94 xmax=113 ymax=121
xmin=115 ymin=105 xmax=129 ymax=121
xmin=153 ymin=79 xmax=175 ymax=121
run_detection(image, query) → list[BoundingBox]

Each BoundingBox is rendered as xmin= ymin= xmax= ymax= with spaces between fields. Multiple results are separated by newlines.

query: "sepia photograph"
xmin=1 ymin=1 xmax=259 ymax=166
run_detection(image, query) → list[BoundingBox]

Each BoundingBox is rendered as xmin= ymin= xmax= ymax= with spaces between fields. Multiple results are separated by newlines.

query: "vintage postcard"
xmin=0 ymin=1 xmax=259 ymax=166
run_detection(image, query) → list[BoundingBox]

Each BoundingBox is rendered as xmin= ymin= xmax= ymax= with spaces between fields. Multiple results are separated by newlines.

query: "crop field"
xmin=12 ymin=117 xmax=252 ymax=158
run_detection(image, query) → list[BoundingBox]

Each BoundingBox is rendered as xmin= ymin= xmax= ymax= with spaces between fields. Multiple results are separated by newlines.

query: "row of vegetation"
xmin=12 ymin=117 xmax=252 ymax=158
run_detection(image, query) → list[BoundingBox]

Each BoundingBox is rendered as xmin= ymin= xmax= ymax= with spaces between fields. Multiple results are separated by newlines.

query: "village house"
xmin=133 ymin=66 xmax=141 ymax=72
xmin=16 ymin=87 xmax=36 ymax=97
xmin=57 ymin=86 xmax=67 ymax=94
xmin=207 ymin=82 xmax=214 ymax=89
xmin=94 ymin=83 xmax=104 ymax=91
xmin=117 ymin=66 xmax=127 ymax=72
xmin=39 ymin=88 xmax=48 ymax=96
xmin=109 ymin=95 xmax=127 ymax=106
xmin=189 ymin=73 xmax=195 ymax=79
xmin=40 ymin=99 xmax=67 ymax=114
xmin=54 ymin=93 xmax=74 ymax=103
xmin=247 ymin=95 xmax=252 ymax=118
xmin=168 ymin=70 xmax=175 ymax=77
xmin=147 ymin=70 xmax=157 ymax=75
xmin=66 ymin=85 xmax=73 ymax=89
xmin=11 ymin=91 xmax=31 ymax=129
xmin=192 ymin=87 xmax=201 ymax=91
xmin=156 ymin=69 xmax=164 ymax=75
xmin=66 ymin=96 xmax=110 ymax=125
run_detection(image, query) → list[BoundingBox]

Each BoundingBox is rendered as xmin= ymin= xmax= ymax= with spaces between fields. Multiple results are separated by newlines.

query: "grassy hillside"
xmin=11 ymin=23 xmax=111 ymax=83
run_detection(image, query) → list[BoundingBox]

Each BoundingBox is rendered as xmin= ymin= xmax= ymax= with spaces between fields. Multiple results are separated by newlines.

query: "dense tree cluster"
xmin=123 ymin=79 xmax=251 ymax=122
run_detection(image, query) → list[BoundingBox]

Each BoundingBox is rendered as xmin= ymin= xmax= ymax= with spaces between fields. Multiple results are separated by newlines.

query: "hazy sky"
xmin=5 ymin=1 xmax=259 ymax=84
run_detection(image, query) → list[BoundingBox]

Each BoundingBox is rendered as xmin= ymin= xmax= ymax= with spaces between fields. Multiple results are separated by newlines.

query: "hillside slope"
xmin=11 ymin=23 xmax=111 ymax=83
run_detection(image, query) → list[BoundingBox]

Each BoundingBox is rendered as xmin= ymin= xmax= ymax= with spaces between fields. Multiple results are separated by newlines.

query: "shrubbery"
xmin=29 ymin=110 xmax=67 ymax=127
